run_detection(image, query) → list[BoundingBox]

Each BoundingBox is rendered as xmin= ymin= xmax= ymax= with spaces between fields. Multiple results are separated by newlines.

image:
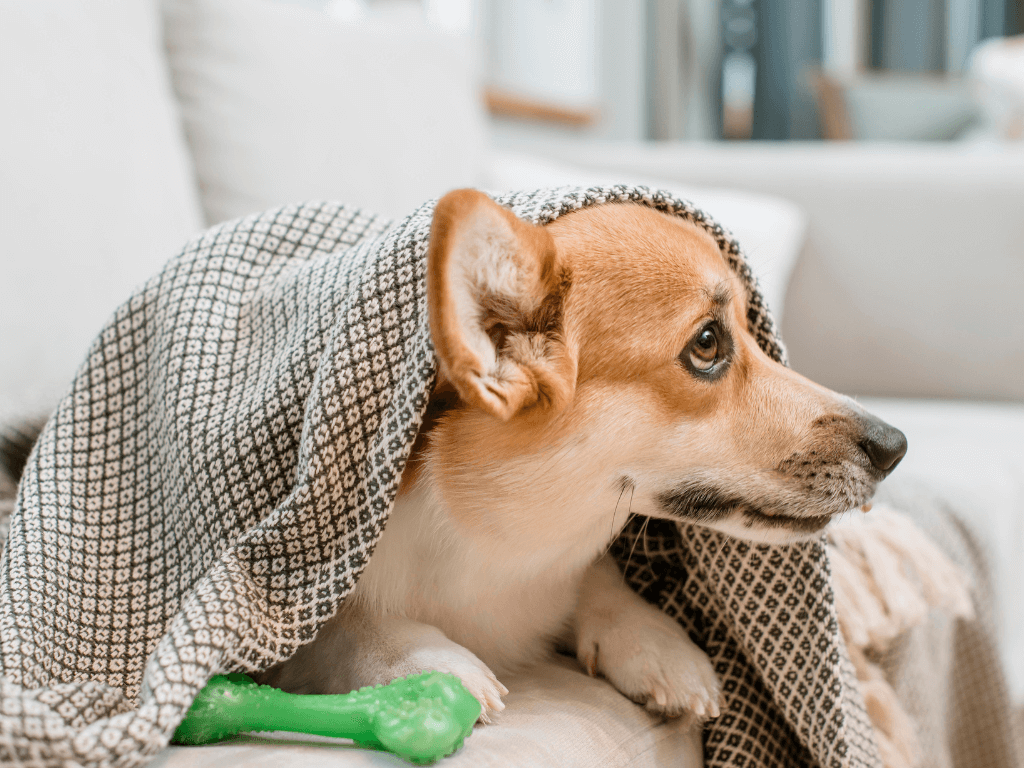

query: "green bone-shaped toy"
xmin=173 ymin=671 xmax=481 ymax=764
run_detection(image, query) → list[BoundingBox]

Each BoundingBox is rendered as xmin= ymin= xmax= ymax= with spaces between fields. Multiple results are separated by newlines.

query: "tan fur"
xmin=261 ymin=190 xmax=904 ymax=724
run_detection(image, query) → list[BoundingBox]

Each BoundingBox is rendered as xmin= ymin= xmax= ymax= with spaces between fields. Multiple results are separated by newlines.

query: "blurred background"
xmin=3 ymin=0 xmax=1024 ymax=407
xmin=296 ymin=0 xmax=1024 ymax=144
xmin=1 ymin=0 xmax=1023 ymax=726
xmin=468 ymin=0 xmax=1021 ymax=143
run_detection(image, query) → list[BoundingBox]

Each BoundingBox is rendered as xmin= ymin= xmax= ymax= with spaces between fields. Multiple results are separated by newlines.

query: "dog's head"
xmin=418 ymin=190 xmax=906 ymax=545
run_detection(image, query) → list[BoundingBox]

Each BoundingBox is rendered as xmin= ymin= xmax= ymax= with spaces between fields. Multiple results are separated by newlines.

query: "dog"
xmin=258 ymin=189 xmax=907 ymax=723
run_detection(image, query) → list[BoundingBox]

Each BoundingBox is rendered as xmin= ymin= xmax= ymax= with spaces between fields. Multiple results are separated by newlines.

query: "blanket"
xmin=0 ymin=186 xmax=879 ymax=768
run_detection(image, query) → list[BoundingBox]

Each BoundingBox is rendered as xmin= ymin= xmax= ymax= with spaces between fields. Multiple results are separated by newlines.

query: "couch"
xmin=1 ymin=0 xmax=1021 ymax=765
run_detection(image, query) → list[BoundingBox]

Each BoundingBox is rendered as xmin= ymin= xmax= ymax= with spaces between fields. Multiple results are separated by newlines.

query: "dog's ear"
xmin=427 ymin=189 xmax=575 ymax=421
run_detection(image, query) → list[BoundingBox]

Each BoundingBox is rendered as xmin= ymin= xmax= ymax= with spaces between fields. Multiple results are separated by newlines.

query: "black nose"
xmin=857 ymin=412 xmax=908 ymax=472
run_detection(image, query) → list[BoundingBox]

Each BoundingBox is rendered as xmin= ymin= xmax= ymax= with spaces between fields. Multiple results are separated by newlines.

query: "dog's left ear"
xmin=427 ymin=189 xmax=575 ymax=421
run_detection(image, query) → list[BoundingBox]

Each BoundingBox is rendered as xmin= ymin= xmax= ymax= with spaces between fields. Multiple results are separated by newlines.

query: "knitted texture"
xmin=0 ymin=186 xmax=879 ymax=768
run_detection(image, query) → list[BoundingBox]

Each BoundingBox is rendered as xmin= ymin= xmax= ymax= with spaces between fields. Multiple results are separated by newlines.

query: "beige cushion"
xmin=150 ymin=655 xmax=703 ymax=767
xmin=0 ymin=0 xmax=204 ymax=410
xmin=163 ymin=0 xmax=489 ymax=224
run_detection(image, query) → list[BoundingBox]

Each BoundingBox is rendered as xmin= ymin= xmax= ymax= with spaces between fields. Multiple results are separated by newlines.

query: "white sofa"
xmin=2 ymin=0 xmax=1021 ymax=765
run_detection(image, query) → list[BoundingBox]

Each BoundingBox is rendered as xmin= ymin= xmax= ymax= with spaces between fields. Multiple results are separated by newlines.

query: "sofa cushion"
xmin=149 ymin=655 xmax=703 ymax=768
xmin=0 ymin=0 xmax=204 ymax=411
xmin=163 ymin=0 xmax=489 ymax=224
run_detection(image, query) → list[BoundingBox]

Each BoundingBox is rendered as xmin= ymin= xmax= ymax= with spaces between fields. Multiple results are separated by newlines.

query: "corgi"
xmin=258 ymin=189 xmax=907 ymax=722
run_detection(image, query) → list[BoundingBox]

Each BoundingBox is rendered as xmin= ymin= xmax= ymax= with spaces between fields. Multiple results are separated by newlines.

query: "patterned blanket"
xmin=0 ymin=187 xmax=880 ymax=768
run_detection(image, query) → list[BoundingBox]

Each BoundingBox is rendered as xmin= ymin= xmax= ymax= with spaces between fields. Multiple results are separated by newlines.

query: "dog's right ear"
xmin=427 ymin=189 xmax=575 ymax=421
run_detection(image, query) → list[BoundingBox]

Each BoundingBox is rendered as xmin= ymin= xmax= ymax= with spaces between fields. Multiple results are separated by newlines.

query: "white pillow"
xmin=968 ymin=36 xmax=1024 ymax=141
xmin=163 ymin=0 xmax=489 ymax=224
xmin=0 ymin=0 xmax=204 ymax=412
xmin=484 ymin=151 xmax=808 ymax=325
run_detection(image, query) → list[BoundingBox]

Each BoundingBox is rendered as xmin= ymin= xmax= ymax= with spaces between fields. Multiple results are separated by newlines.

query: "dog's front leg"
xmin=256 ymin=601 xmax=508 ymax=722
xmin=573 ymin=555 xmax=721 ymax=719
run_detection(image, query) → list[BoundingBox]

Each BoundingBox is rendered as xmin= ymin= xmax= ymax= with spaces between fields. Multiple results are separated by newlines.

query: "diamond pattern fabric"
xmin=0 ymin=187 xmax=878 ymax=768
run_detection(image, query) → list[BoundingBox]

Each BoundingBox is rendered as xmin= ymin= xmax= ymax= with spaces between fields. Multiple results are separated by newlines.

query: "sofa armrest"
xmin=527 ymin=141 xmax=1024 ymax=401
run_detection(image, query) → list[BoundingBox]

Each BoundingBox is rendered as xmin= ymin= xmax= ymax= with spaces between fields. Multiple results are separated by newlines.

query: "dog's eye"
xmin=679 ymin=321 xmax=729 ymax=376
xmin=689 ymin=326 xmax=720 ymax=371
xmin=680 ymin=321 xmax=732 ymax=379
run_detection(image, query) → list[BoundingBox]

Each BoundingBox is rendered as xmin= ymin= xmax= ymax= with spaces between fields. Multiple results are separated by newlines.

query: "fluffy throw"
xmin=0 ymin=187 xmax=880 ymax=768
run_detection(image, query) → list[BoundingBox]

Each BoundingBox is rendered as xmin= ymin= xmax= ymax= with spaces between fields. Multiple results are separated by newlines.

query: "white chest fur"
xmin=348 ymin=479 xmax=616 ymax=674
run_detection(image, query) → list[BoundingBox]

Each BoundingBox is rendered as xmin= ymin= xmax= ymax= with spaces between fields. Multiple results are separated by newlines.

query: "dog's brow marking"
xmin=703 ymin=285 xmax=732 ymax=309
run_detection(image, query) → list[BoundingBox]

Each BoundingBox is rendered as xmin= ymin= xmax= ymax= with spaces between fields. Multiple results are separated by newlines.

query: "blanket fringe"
xmin=827 ymin=506 xmax=974 ymax=768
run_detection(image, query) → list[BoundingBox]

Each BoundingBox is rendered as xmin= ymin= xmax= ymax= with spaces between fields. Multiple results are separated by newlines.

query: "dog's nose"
xmin=857 ymin=412 xmax=908 ymax=472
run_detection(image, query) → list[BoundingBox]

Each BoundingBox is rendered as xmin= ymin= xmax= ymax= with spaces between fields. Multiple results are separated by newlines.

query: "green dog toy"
xmin=173 ymin=671 xmax=481 ymax=764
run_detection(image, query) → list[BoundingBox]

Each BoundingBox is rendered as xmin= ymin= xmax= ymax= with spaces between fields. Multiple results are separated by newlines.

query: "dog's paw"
xmin=372 ymin=628 xmax=508 ymax=723
xmin=577 ymin=609 xmax=721 ymax=719
xmin=402 ymin=641 xmax=508 ymax=723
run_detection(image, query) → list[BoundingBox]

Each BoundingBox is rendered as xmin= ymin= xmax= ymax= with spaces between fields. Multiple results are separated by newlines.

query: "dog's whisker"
xmin=622 ymin=487 xmax=644 ymax=584
xmin=611 ymin=483 xmax=628 ymax=541
xmin=640 ymin=514 xmax=652 ymax=563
